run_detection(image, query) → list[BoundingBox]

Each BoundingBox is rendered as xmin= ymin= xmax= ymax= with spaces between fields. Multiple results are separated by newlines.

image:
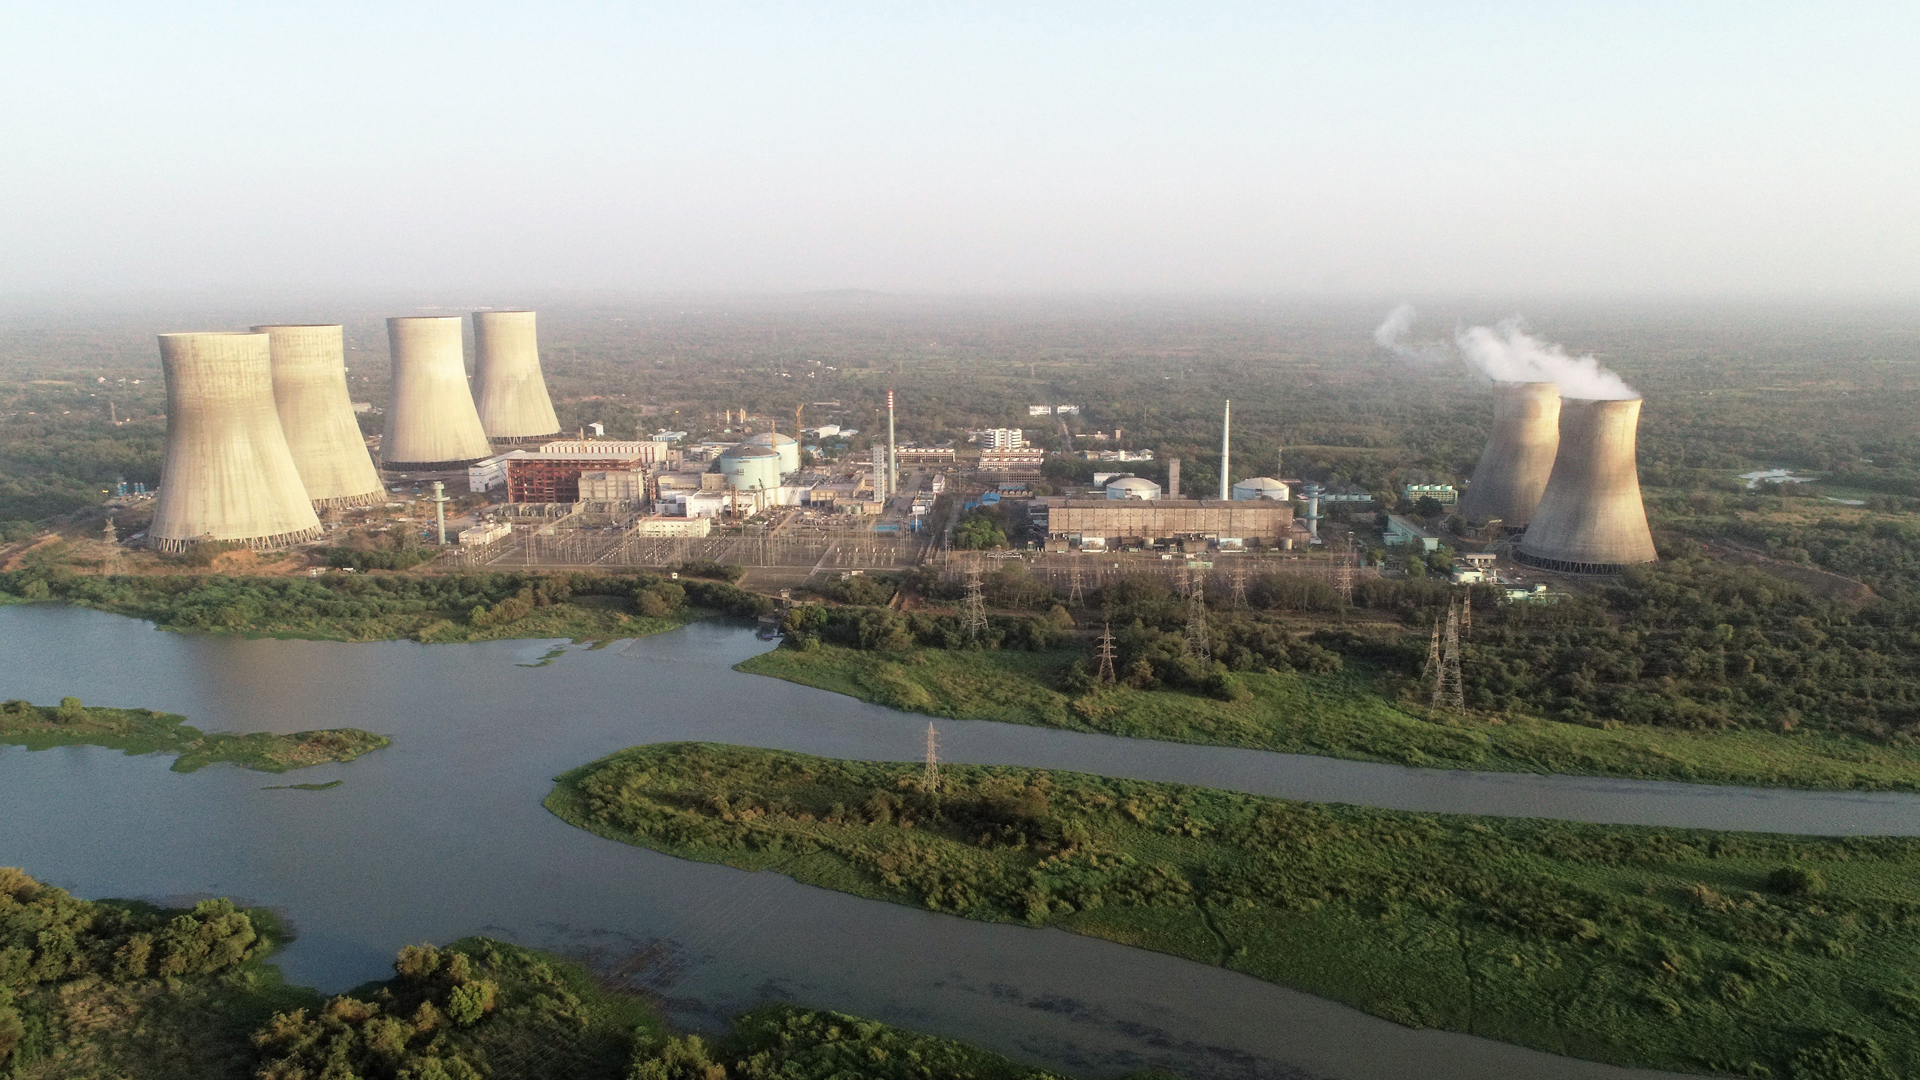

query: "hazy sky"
xmin=3 ymin=2 xmax=1914 ymax=297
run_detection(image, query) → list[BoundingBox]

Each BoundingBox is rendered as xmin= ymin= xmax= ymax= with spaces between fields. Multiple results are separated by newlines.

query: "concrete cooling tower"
xmin=472 ymin=310 xmax=561 ymax=442
xmin=1514 ymin=397 xmax=1658 ymax=574
xmin=382 ymin=316 xmax=493 ymax=471
xmin=149 ymin=332 xmax=324 ymax=553
xmin=1459 ymin=381 xmax=1560 ymax=529
xmin=252 ymin=324 xmax=383 ymax=507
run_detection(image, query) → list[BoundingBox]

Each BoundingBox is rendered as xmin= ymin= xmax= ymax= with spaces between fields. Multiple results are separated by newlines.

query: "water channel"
xmin=5 ymin=604 xmax=1918 ymax=1080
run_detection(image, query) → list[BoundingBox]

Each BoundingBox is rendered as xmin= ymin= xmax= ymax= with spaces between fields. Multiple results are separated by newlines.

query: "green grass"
xmin=740 ymin=643 xmax=1920 ymax=792
xmin=549 ymin=741 xmax=1920 ymax=1079
xmin=0 ymin=700 xmax=388 ymax=773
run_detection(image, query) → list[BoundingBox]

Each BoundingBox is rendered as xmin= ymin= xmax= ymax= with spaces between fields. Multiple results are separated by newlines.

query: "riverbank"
xmin=550 ymin=741 xmax=1920 ymax=1078
xmin=740 ymin=644 xmax=1920 ymax=792
xmin=0 ymin=699 xmax=387 ymax=772
xmin=0 ymin=868 xmax=1071 ymax=1080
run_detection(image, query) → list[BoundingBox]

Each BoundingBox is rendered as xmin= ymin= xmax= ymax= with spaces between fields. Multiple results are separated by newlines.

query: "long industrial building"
xmin=1460 ymin=380 xmax=1559 ymax=530
xmin=502 ymin=440 xmax=675 ymax=503
xmin=149 ymin=332 xmax=324 ymax=553
xmin=253 ymin=323 xmax=384 ymax=507
xmin=1047 ymin=498 xmax=1293 ymax=550
xmin=1515 ymin=397 xmax=1658 ymax=574
xmin=472 ymin=310 xmax=561 ymax=443
xmin=383 ymin=316 xmax=493 ymax=471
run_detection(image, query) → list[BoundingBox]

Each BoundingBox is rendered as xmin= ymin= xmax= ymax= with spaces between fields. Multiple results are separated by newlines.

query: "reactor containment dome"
xmin=1515 ymin=397 xmax=1658 ymax=575
xmin=1460 ymin=381 xmax=1560 ymax=530
xmin=382 ymin=316 xmax=493 ymax=471
xmin=253 ymin=324 xmax=383 ymax=507
xmin=472 ymin=310 xmax=561 ymax=443
xmin=149 ymin=332 xmax=324 ymax=553
xmin=718 ymin=443 xmax=783 ymax=491
xmin=742 ymin=431 xmax=801 ymax=475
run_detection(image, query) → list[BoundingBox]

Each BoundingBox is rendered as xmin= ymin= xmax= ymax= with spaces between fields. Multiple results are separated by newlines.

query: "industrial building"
xmin=1515 ymin=397 xmax=1659 ymax=574
xmin=718 ymin=443 xmax=783 ymax=491
xmin=471 ymin=310 xmax=562 ymax=443
xmin=1383 ymin=513 xmax=1440 ymax=552
xmin=1105 ymin=477 xmax=1162 ymax=500
xmin=978 ymin=448 xmax=1046 ymax=475
xmin=1404 ymin=484 xmax=1458 ymax=506
xmin=503 ymin=441 xmax=672 ymax=503
xmin=1046 ymin=499 xmax=1293 ymax=551
xmin=382 ymin=316 xmax=493 ymax=471
xmin=149 ymin=332 xmax=325 ymax=553
xmin=1231 ymin=477 xmax=1290 ymax=501
xmin=977 ymin=428 xmax=1028 ymax=450
xmin=253 ymin=324 xmax=383 ymax=508
xmin=1459 ymin=381 xmax=1560 ymax=529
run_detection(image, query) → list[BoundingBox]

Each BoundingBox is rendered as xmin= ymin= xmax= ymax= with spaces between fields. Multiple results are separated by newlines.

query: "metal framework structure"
xmin=1183 ymin=568 xmax=1210 ymax=663
xmin=963 ymin=561 xmax=988 ymax=641
xmin=1095 ymin=623 xmax=1118 ymax=684
xmin=922 ymin=722 xmax=941 ymax=795
xmin=1431 ymin=598 xmax=1465 ymax=714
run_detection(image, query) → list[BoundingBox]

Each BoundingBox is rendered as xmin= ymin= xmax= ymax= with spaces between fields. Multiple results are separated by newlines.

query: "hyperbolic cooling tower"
xmin=472 ymin=310 xmax=561 ymax=442
xmin=1514 ymin=397 xmax=1658 ymax=574
xmin=1459 ymin=381 xmax=1561 ymax=529
xmin=252 ymin=324 xmax=383 ymax=507
xmin=382 ymin=316 xmax=493 ymax=470
xmin=149 ymin=332 xmax=324 ymax=553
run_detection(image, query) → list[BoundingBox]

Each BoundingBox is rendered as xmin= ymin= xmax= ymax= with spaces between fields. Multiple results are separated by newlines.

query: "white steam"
xmin=1373 ymin=305 xmax=1637 ymax=400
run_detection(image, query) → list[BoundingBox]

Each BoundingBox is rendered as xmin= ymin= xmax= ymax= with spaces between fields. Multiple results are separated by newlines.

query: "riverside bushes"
xmin=0 ymin=698 xmax=387 ymax=772
xmin=551 ymin=742 xmax=1920 ymax=1078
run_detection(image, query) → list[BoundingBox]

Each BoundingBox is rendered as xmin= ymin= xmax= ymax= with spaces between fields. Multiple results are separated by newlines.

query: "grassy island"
xmin=550 ymin=741 xmax=1920 ymax=1079
xmin=0 ymin=867 xmax=1069 ymax=1080
xmin=0 ymin=698 xmax=387 ymax=773
xmin=742 ymin=643 xmax=1920 ymax=792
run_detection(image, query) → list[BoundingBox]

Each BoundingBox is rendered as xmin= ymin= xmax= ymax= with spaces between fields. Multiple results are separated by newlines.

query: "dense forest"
xmin=552 ymin=741 xmax=1920 ymax=1080
xmin=0 ymin=868 xmax=1071 ymax=1080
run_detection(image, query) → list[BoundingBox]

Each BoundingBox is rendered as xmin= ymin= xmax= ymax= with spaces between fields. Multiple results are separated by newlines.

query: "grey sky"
xmin=3 ymin=2 xmax=1914 ymax=296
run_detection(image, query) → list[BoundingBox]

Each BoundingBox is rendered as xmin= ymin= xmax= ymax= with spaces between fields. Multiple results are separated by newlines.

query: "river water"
xmin=5 ymin=605 xmax=1916 ymax=1080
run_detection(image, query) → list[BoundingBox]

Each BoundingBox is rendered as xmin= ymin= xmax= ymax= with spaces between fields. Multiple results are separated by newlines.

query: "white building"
xmin=1028 ymin=405 xmax=1053 ymax=416
xmin=978 ymin=428 xmax=1028 ymax=450
xmin=467 ymin=451 xmax=525 ymax=493
xmin=458 ymin=522 xmax=512 ymax=546
xmin=633 ymin=515 xmax=711 ymax=538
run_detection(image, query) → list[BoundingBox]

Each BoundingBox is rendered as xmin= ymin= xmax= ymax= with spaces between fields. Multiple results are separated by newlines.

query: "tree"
xmin=56 ymin=696 xmax=85 ymax=724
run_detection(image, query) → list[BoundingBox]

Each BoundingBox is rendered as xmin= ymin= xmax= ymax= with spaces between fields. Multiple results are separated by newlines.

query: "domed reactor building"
xmin=472 ymin=310 xmax=561 ymax=444
xmin=149 ymin=332 xmax=324 ymax=553
xmin=253 ymin=323 xmax=383 ymax=507
xmin=382 ymin=316 xmax=493 ymax=471
xmin=1515 ymin=397 xmax=1658 ymax=575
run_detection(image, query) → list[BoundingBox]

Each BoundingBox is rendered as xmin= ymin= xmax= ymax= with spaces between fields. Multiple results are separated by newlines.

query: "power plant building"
xmin=1105 ymin=477 xmax=1162 ymax=500
xmin=1231 ymin=477 xmax=1290 ymax=501
xmin=742 ymin=431 xmax=801 ymax=474
xmin=1460 ymin=381 xmax=1560 ymax=529
xmin=503 ymin=441 xmax=672 ymax=503
xmin=1047 ymin=499 xmax=1293 ymax=551
xmin=718 ymin=443 xmax=783 ymax=491
xmin=253 ymin=324 xmax=383 ymax=507
xmin=1515 ymin=397 xmax=1658 ymax=575
xmin=382 ymin=316 xmax=493 ymax=471
xmin=149 ymin=332 xmax=324 ymax=553
xmin=471 ymin=310 xmax=562 ymax=443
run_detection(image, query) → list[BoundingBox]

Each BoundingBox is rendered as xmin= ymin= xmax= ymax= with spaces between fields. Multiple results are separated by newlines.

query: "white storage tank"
xmin=1105 ymin=476 xmax=1162 ymax=500
xmin=718 ymin=443 xmax=783 ymax=491
xmin=1231 ymin=476 xmax=1290 ymax=501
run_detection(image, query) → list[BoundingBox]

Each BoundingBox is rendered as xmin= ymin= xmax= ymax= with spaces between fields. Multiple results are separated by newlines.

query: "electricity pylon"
xmin=1067 ymin=558 xmax=1085 ymax=606
xmin=1095 ymin=622 xmax=1118 ymax=684
xmin=1431 ymin=598 xmax=1465 ymax=714
xmin=1184 ymin=569 xmax=1210 ymax=663
xmin=963 ymin=561 xmax=988 ymax=641
xmin=1228 ymin=565 xmax=1247 ymax=608
xmin=922 ymin=723 xmax=941 ymax=794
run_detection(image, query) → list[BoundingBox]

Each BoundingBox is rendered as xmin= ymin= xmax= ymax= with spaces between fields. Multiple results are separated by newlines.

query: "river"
xmin=5 ymin=604 xmax=1914 ymax=1080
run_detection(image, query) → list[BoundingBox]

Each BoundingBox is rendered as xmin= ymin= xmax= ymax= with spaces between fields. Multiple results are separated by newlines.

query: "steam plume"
xmin=1374 ymin=305 xmax=1637 ymax=400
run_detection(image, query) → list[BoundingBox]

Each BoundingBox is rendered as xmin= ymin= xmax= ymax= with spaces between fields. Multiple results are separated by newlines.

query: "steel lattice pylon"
xmin=1184 ymin=568 xmax=1210 ymax=663
xmin=1095 ymin=622 xmax=1118 ymax=684
xmin=1431 ymin=598 xmax=1465 ymax=714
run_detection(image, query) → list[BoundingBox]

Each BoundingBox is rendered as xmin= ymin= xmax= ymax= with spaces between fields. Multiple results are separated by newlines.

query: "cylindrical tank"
xmin=1105 ymin=477 xmax=1161 ymax=500
xmin=382 ymin=317 xmax=493 ymax=470
xmin=718 ymin=444 xmax=783 ymax=491
xmin=1460 ymin=380 xmax=1560 ymax=529
xmin=149 ymin=332 xmax=324 ymax=553
xmin=1515 ymin=397 xmax=1658 ymax=574
xmin=252 ymin=324 xmax=383 ymax=507
xmin=1231 ymin=477 xmax=1290 ymax=501
xmin=743 ymin=431 xmax=801 ymax=474
xmin=472 ymin=310 xmax=561 ymax=442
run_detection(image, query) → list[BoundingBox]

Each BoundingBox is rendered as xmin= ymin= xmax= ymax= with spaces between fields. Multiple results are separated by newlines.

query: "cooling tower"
xmin=472 ymin=310 xmax=561 ymax=442
xmin=252 ymin=324 xmax=383 ymax=507
xmin=1514 ymin=397 xmax=1658 ymax=574
xmin=1459 ymin=381 xmax=1560 ymax=529
xmin=382 ymin=316 xmax=493 ymax=470
xmin=149 ymin=332 xmax=324 ymax=553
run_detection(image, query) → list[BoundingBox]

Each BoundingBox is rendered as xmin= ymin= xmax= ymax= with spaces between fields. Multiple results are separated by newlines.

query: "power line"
xmin=923 ymin=722 xmax=941 ymax=794
xmin=1095 ymin=622 xmax=1118 ymax=684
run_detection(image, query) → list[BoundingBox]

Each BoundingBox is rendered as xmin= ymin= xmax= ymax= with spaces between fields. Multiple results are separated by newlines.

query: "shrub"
xmin=1770 ymin=865 xmax=1827 ymax=896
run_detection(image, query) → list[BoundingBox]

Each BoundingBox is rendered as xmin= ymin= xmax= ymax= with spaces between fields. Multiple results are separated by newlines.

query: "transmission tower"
xmin=1422 ymin=613 xmax=1443 ymax=683
xmin=1460 ymin=588 xmax=1472 ymax=639
xmin=1335 ymin=537 xmax=1355 ymax=604
xmin=1184 ymin=569 xmax=1211 ymax=663
xmin=1431 ymin=598 xmax=1465 ymax=714
xmin=1095 ymin=622 xmax=1118 ymax=684
xmin=962 ymin=561 xmax=988 ymax=641
xmin=922 ymin=722 xmax=941 ymax=794
xmin=1067 ymin=558 xmax=1085 ymax=606
xmin=1228 ymin=565 xmax=1247 ymax=608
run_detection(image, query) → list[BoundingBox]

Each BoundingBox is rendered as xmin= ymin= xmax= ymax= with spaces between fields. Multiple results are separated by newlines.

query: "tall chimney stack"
xmin=1218 ymin=400 xmax=1231 ymax=502
xmin=1167 ymin=457 xmax=1181 ymax=499
xmin=886 ymin=389 xmax=897 ymax=501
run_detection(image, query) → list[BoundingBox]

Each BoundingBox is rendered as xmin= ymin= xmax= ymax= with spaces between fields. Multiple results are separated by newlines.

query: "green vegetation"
xmin=550 ymin=741 xmax=1920 ymax=1079
xmin=0 ymin=698 xmax=387 ymax=773
xmin=740 ymin=643 xmax=1920 ymax=791
xmin=0 ymin=569 xmax=767 ymax=643
xmin=0 ymin=867 xmax=1066 ymax=1080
